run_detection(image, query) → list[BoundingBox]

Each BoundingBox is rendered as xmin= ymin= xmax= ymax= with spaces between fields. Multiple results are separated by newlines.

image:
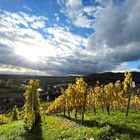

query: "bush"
xmin=0 ymin=114 xmax=11 ymax=124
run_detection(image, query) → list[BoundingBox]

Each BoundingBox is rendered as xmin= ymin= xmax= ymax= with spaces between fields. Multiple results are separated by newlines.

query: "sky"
xmin=0 ymin=0 xmax=140 ymax=76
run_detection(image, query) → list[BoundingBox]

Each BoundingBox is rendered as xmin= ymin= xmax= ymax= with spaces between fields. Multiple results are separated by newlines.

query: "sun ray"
xmin=15 ymin=46 xmax=42 ymax=62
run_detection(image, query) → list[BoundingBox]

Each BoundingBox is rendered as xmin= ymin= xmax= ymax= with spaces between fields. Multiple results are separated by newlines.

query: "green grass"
xmin=66 ymin=110 xmax=140 ymax=140
xmin=0 ymin=115 xmax=112 ymax=140
xmin=0 ymin=120 xmax=27 ymax=140
xmin=26 ymin=115 xmax=109 ymax=140
xmin=0 ymin=110 xmax=140 ymax=140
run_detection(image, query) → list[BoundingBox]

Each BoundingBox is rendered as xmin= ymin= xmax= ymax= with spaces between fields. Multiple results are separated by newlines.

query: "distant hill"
xmin=0 ymin=74 xmax=76 ymax=85
xmin=0 ymin=72 xmax=140 ymax=85
xmin=84 ymin=72 xmax=140 ymax=85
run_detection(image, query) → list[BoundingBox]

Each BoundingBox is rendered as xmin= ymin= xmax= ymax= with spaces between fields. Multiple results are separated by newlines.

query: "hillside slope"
xmin=84 ymin=72 xmax=140 ymax=85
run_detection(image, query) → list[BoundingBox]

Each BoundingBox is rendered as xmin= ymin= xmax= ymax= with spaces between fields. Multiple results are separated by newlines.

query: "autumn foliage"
xmin=47 ymin=72 xmax=140 ymax=124
xmin=24 ymin=79 xmax=41 ymax=128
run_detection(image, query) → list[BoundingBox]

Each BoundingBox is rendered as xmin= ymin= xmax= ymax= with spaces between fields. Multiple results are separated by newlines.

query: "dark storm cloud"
xmin=106 ymin=43 xmax=140 ymax=63
xmin=137 ymin=65 xmax=140 ymax=70
xmin=92 ymin=0 xmax=140 ymax=48
xmin=88 ymin=0 xmax=140 ymax=71
xmin=51 ymin=53 xmax=120 ymax=75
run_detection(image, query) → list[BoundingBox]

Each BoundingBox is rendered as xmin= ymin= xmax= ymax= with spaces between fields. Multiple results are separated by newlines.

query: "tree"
xmin=75 ymin=78 xmax=88 ymax=125
xmin=114 ymin=80 xmax=126 ymax=110
xmin=24 ymin=79 xmax=41 ymax=128
xmin=87 ymin=86 xmax=97 ymax=115
xmin=104 ymin=83 xmax=114 ymax=115
xmin=94 ymin=84 xmax=105 ymax=113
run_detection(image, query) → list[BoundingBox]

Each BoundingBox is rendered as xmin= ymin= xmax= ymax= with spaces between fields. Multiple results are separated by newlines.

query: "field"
xmin=0 ymin=87 xmax=22 ymax=97
xmin=0 ymin=84 xmax=26 ymax=97
xmin=0 ymin=108 xmax=140 ymax=140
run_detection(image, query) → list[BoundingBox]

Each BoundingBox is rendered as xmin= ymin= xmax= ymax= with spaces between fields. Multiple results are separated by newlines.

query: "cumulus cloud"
xmin=0 ymin=0 xmax=140 ymax=76
xmin=0 ymin=10 xmax=94 ymax=75
xmin=57 ymin=0 xmax=97 ymax=28
xmin=45 ymin=27 xmax=87 ymax=50
xmin=0 ymin=8 xmax=119 ymax=75
xmin=0 ymin=10 xmax=47 ymax=30
xmin=88 ymin=0 xmax=140 ymax=69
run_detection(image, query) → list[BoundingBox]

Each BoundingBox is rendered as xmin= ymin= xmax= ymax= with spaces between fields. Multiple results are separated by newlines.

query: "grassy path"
xmin=27 ymin=115 xmax=100 ymax=140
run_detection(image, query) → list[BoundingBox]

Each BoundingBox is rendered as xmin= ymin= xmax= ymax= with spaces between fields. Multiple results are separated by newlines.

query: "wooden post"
xmin=81 ymin=87 xmax=88 ymax=125
xmin=126 ymin=81 xmax=135 ymax=117
xmin=126 ymin=88 xmax=132 ymax=117
xmin=32 ymin=82 xmax=35 ymax=128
